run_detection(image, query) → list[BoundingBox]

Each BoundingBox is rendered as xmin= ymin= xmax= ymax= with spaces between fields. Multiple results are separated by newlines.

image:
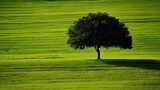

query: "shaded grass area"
xmin=101 ymin=59 xmax=160 ymax=70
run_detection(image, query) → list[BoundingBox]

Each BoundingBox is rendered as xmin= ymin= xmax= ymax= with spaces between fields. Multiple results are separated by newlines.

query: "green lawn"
xmin=0 ymin=0 xmax=160 ymax=90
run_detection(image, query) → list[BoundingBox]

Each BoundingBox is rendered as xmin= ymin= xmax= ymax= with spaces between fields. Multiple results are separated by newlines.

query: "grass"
xmin=0 ymin=0 xmax=160 ymax=90
xmin=0 ymin=59 xmax=160 ymax=90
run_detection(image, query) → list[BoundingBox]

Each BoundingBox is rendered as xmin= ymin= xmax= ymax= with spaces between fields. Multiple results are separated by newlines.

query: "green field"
xmin=0 ymin=0 xmax=160 ymax=90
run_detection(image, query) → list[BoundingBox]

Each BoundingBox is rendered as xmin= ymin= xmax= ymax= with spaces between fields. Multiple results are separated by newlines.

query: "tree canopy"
xmin=67 ymin=12 xmax=132 ymax=59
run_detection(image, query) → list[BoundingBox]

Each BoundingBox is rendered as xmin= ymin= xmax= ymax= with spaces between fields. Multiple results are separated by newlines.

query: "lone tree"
xmin=67 ymin=12 xmax=132 ymax=60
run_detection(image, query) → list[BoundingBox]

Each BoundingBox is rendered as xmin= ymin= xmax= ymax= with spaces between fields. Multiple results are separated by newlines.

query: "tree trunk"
xmin=95 ymin=46 xmax=101 ymax=60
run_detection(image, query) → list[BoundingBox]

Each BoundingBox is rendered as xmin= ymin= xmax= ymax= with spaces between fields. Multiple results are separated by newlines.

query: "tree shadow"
xmin=101 ymin=59 xmax=160 ymax=70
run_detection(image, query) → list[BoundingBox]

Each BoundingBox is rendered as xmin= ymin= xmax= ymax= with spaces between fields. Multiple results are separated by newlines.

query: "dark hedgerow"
xmin=67 ymin=12 xmax=132 ymax=60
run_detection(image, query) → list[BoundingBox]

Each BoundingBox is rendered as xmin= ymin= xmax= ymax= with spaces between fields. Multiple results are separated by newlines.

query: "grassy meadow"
xmin=0 ymin=0 xmax=160 ymax=90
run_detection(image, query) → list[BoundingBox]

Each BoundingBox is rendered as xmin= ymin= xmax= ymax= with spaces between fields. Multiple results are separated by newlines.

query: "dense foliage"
xmin=67 ymin=12 xmax=132 ymax=59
